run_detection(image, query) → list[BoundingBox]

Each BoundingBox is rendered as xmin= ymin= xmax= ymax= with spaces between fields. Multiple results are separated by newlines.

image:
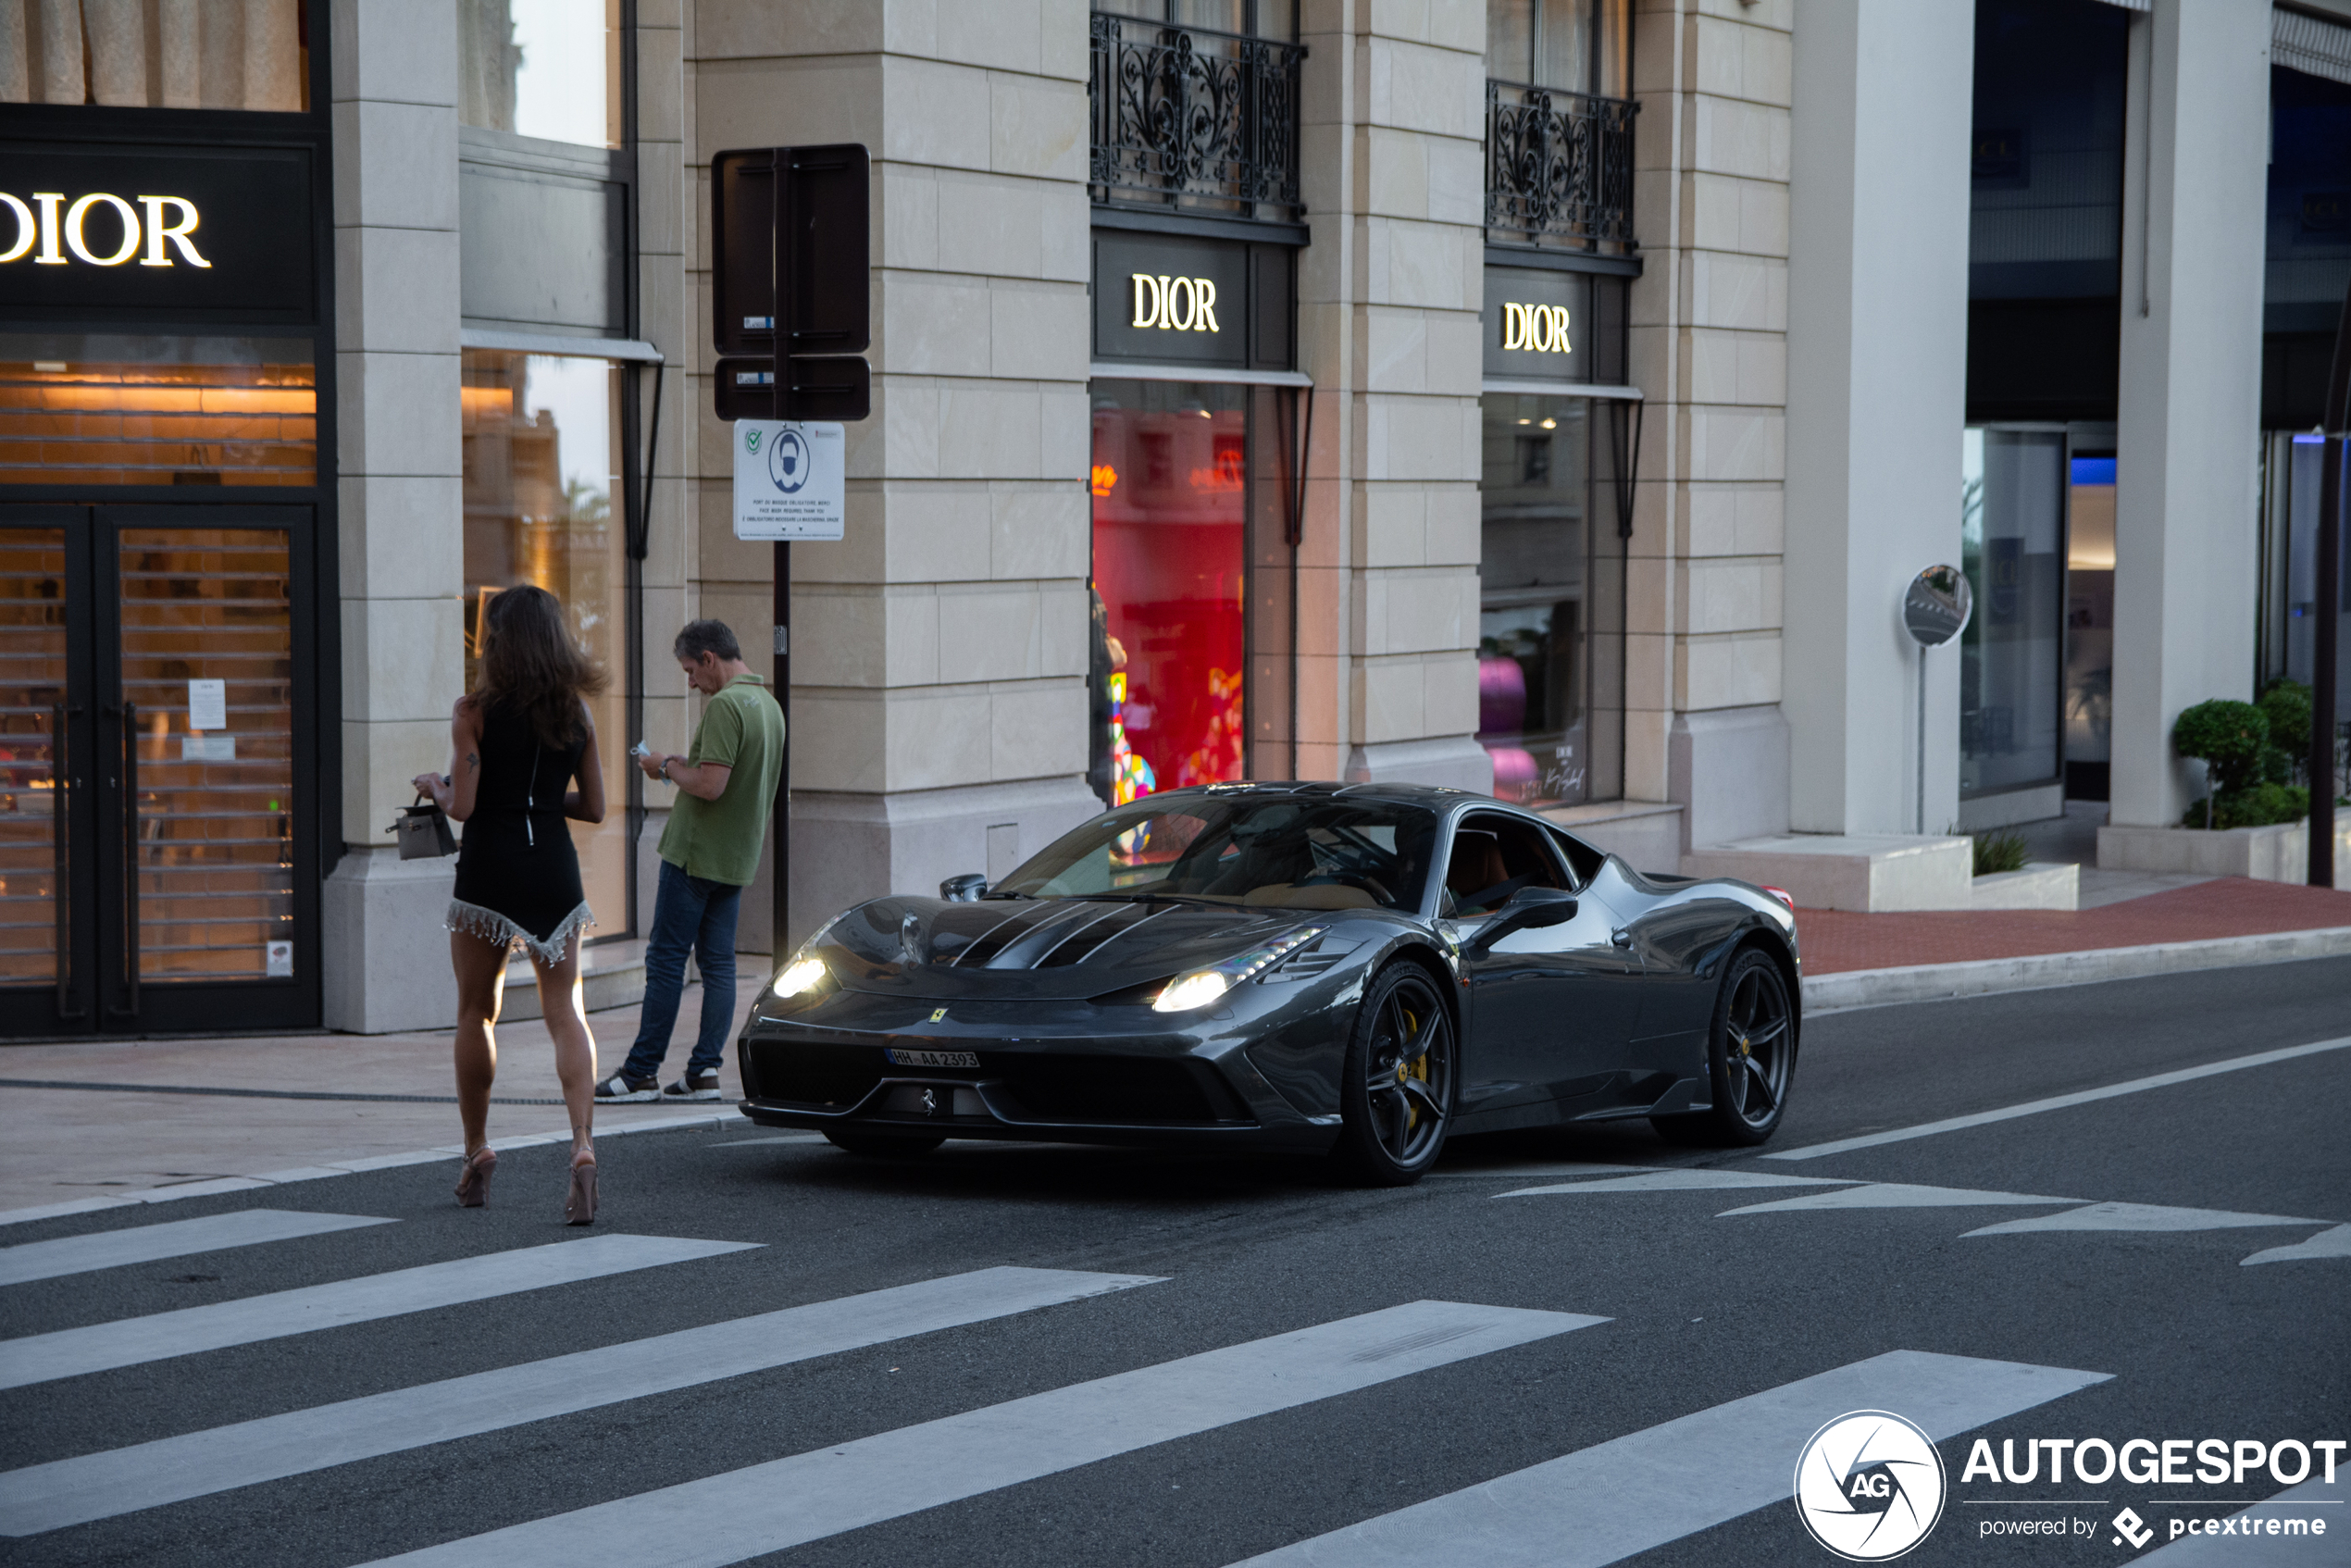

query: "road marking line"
xmin=1718 ymin=1184 xmax=2084 ymax=1215
xmin=0 ymin=1210 xmax=397 ymax=1288
xmin=1962 ymin=1202 xmax=2328 ymax=1237
xmin=350 ymin=1300 xmax=1609 ymax=1568
xmin=2129 ymin=1475 xmax=2347 ymax=1562
xmin=1429 ymin=1163 xmax=1664 ymax=1181
xmin=0 ymin=1234 xmax=756 ymax=1391
xmin=707 ymin=1135 xmax=827 ymax=1147
xmin=2242 ymin=1223 xmax=2351 ymax=1265
xmin=1765 ymin=1036 xmax=2351 ymax=1162
xmin=1497 ymin=1169 xmax=1855 ymax=1199
xmin=1226 ymin=1350 xmax=2109 ymax=1568
xmin=0 ymin=1265 xmax=1160 ymax=1537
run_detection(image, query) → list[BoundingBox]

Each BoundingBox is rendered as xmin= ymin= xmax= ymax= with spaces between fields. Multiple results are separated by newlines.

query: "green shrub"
xmin=2179 ymin=783 xmax=2309 ymax=830
xmin=2258 ymin=679 xmax=2313 ymax=783
xmin=1972 ymin=828 xmax=2030 ymax=877
xmin=2173 ymin=699 xmax=2273 ymax=796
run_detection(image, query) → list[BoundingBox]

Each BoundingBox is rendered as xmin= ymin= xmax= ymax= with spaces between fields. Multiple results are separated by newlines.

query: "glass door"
xmin=0 ymin=505 xmax=317 ymax=1036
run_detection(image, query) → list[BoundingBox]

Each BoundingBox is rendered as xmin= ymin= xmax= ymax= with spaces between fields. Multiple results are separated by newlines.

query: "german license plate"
xmin=888 ymin=1048 xmax=978 ymax=1068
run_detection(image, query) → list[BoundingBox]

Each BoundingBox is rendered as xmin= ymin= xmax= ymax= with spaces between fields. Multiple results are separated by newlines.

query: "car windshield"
xmin=993 ymin=794 xmax=1439 ymax=913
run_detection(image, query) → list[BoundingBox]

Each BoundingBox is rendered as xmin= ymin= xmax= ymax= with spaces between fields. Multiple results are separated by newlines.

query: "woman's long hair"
xmin=473 ymin=585 xmax=609 ymax=749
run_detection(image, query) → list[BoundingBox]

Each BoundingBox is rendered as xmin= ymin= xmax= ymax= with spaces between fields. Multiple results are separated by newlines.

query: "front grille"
xmin=990 ymin=1055 xmax=1230 ymax=1125
xmin=746 ymin=1039 xmax=893 ymax=1108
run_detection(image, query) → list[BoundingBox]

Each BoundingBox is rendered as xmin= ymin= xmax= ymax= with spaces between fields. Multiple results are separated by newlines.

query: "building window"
xmin=1959 ymin=429 xmax=2067 ymax=802
xmin=0 ymin=335 xmax=316 ymax=488
xmin=460 ymin=349 xmax=629 ymax=937
xmin=459 ymin=0 xmax=623 ymax=150
xmin=2 ymin=1 xmax=309 ymax=111
xmin=1478 ymin=393 xmax=1623 ymax=808
xmin=1484 ymin=0 xmax=1628 ymax=98
xmin=1088 ymin=379 xmax=1296 ymax=803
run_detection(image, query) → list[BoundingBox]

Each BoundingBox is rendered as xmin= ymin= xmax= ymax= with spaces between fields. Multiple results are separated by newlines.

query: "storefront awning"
xmin=459 ymin=328 xmax=665 ymax=363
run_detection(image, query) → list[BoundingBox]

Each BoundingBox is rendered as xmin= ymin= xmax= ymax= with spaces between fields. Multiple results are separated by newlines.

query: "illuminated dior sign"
xmin=0 ymin=192 xmax=211 ymax=268
xmin=1130 ymin=272 xmax=1222 ymax=333
xmin=1500 ymin=301 xmax=1571 ymax=355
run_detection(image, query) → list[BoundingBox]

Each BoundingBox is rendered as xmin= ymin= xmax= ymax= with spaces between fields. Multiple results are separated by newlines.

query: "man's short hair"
xmin=674 ymin=619 xmax=741 ymax=664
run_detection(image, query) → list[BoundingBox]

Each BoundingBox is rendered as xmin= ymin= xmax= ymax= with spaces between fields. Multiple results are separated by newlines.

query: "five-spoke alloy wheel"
xmin=1653 ymin=945 xmax=1795 ymax=1147
xmin=1336 ymin=964 xmax=1457 ymax=1185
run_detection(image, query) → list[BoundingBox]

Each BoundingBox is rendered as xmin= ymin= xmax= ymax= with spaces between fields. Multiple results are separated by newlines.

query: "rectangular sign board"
xmin=731 ymin=420 xmax=845 ymax=541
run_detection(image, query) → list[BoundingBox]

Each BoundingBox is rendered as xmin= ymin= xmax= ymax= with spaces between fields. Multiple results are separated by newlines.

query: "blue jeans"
xmin=621 ymin=858 xmax=742 ymax=1082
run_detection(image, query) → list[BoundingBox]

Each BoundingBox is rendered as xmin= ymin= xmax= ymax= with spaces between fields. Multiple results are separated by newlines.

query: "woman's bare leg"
xmin=531 ymin=944 xmax=597 ymax=1159
xmin=451 ymin=932 xmax=511 ymax=1155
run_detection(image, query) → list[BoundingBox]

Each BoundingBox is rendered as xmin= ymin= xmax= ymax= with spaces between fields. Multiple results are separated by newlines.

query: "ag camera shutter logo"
xmin=1794 ymin=1410 xmax=1947 ymax=1562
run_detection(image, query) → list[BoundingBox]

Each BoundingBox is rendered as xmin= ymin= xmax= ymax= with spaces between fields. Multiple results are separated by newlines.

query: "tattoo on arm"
xmin=466 ymin=753 xmax=479 ymax=771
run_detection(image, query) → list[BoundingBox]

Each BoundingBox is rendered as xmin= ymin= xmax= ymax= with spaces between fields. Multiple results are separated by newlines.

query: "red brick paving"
xmin=1797 ymin=877 xmax=2351 ymax=975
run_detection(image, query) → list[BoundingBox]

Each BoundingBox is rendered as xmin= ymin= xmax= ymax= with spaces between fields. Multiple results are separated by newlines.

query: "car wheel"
xmin=1334 ymin=964 xmax=1456 ymax=1186
xmin=1651 ymin=946 xmax=1795 ymax=1148
xmin=822 ymin=1128 xmax=946 ymax=1158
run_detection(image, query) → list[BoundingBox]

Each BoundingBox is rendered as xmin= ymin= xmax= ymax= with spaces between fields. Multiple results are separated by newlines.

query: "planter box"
xmin=1681 ymin=834 xmax=1972 ymax=912
xmin=1972 ymin=861 xmax=2079 ymax=910
xmin=2097 ymin=819 xmax=2351 ymax=884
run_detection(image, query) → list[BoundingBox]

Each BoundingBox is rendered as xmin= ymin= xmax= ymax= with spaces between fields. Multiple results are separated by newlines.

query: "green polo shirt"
xmin=657 ymin=673 xmax=785 ymax=886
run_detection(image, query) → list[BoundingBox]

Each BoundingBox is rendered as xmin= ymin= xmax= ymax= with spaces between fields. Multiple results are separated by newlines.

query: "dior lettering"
xmin=1129 ymin=272 xmax=1221 ymax=333
xmin=1501 ymin=301 xmax=1572 ymax=355
xmin=0 ymin=192 xmax=210 ymax=268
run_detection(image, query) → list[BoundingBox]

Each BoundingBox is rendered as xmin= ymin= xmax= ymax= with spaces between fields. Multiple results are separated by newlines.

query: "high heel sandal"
xmin=564 ymin=1149 xmax=598 ymax=1226
xmin=454 ymin=1147 xmax=497 ymax=1208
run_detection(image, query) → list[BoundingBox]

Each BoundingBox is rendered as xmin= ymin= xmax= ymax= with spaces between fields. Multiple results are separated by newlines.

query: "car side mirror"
xmin=939 ymin=873 xmax=988 ymax=902
xmin=1462 ymin=886 xmax=1577 ymax=955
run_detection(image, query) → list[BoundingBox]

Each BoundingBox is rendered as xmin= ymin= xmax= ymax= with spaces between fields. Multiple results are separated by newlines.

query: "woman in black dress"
xmin=414 ymin=586 xmax=609 ymax=1223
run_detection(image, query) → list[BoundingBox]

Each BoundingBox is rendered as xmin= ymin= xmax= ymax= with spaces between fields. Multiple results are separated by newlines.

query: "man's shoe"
xmin=662 ymin=1072 xmax=723 ymax=1101
xmin=594 ymin=1073 xmax=659 ymax=1102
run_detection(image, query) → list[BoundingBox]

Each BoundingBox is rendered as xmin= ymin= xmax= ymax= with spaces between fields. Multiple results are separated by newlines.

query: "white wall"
xmin=1782 ymin=0 xmax=1973 ymax=836
xmin=2108 ymin=0 xmax=2271 ymax=829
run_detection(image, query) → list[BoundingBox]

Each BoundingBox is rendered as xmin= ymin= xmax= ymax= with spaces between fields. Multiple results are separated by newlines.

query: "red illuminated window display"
xmin=1090 ymin=386 xmax=1249 ymax=800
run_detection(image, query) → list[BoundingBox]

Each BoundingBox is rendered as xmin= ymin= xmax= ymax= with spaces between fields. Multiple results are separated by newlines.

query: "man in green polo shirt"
xmin=597 ymin=619 xmax=785 ymax=1101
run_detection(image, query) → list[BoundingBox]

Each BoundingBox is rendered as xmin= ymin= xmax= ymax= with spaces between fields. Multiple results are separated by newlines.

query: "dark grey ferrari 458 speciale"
xmin=736 ymin=782 xmax=1801 ymax=1184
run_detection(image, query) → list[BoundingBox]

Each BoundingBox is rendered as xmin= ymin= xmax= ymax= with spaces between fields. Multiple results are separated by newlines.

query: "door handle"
xmin=108 ymin=701 xmax=139 ymax=1018
xmin=1611 ymin=929 xmax=1633 ymax=948
xmin=53 ymin=703 xmax=84 ymax=1019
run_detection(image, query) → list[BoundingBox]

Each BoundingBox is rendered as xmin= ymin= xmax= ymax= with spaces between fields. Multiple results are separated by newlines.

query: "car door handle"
xmin=1611 ymin=929 xmax=1633 ymax=948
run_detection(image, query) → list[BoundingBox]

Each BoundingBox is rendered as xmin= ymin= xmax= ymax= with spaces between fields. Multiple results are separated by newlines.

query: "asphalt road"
xmin=2 ymin=956 xmax=2345 ymax=1568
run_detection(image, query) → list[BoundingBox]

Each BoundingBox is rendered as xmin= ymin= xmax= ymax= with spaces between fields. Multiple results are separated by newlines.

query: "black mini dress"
xmin=445 ymin=702 xmax=594 ymax=964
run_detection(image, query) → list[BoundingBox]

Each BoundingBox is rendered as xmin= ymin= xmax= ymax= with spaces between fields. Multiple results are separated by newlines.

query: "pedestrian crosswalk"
xmin=0 ymin=1209 xmax=395 ymax=1288
xmin=0 ymin=1201 xmax=2132 ymax=1566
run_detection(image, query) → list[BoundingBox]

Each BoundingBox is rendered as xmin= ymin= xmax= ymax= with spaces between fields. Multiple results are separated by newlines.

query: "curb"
xmin=0 ymin=1109 xmax=740 ymax=1231
xmin=1802 ymin=925 xmax=2351 ymax=1014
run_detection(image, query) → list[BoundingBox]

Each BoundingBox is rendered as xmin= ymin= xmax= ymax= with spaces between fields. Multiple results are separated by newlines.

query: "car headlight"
xmin=1151 ymin=926 xmax=1325 ymax=1014
xmin=771 ymin=955 xmax=827 ymax=999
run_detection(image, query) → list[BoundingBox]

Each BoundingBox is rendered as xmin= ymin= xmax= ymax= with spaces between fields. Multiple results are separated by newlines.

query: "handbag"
xmin=391 ymin=789 xmax=459 ymax=860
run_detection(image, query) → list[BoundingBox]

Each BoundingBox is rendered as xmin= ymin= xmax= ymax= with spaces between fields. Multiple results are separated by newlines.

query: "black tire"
xmin=1333 ymin=964 xmax=1457 ymax=1186
xmin=1650 ymin=946 xmax=1795 ymax=1147
xmin=823 ymin=1128 xmax=946 ymax=1159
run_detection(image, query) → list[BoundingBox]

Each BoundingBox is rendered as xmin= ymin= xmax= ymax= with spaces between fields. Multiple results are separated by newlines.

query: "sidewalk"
xmin=0 ymin=974 xmax=766 ymax=1213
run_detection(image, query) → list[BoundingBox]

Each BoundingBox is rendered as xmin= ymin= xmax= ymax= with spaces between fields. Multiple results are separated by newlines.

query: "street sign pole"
xmin=709 ymin=142 xmax=870 ymax=959
xmin=2309 ymin=276 xmax=2349 ymax=888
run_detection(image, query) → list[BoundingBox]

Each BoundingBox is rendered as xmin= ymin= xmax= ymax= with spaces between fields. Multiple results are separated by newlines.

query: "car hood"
xmin=810 ymin=895 xmax=1318 ymax=1002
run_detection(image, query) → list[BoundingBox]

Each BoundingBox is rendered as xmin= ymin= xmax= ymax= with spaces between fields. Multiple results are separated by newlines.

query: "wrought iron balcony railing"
xmin=1088 ymin=11 xmax=1305 ymax=224
xmin=1486 ymin=79 xmax=1637 ymax=252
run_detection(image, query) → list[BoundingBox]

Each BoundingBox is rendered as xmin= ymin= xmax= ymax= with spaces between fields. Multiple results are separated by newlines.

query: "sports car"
xmin=736 ymin=782 xmax=1800 ymax=1184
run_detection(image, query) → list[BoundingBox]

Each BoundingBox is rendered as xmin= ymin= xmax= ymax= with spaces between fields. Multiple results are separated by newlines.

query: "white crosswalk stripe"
xmin=0 ymin=1233 xmax=756 ymax=1390
xmin=0 ymin=1265 xmax=1160 ymax=1536
xmin=0 ymin=1209 xmax=396 ymax=1288
xmin=347 ymin=1299 xmax=1611 ymax=1568
xmin=1226 ymin=1350 xmax=2111 ymax=1568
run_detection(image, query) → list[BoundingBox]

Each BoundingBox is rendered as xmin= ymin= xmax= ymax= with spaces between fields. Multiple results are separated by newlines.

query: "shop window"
xmin=460 ymin=0 xmax=623 ymax=150
xmin=2063 ymin=454 xmax=2114 ymax=802
xmin=1092 ymin=0 xmax=1297 ymax=40
xmin=1089 ymin=379 xmax=1296 ymax=803
xmin=460 ymin=349 xmax=628 ymax=937
xmin=1478 ymin=393 xmax=1623 ymax=808
xmin=3 ymin=0 xmax=308 ymax=111
xmin=1959 ymin=429 xmax=2066 ymax=800
xmin=0 ymin=335 xmax=316 ymax=488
